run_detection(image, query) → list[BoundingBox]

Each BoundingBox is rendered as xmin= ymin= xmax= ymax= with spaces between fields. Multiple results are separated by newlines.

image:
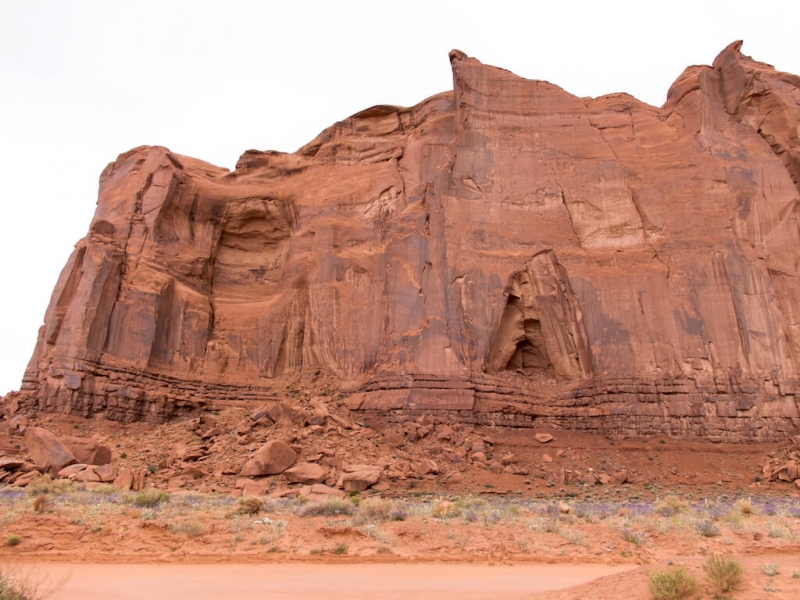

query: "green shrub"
xmin=703 ymin=555 xmax=743 ymax=595
xmin=4 ymin=534 xmax=21 ymax=547
xmin=648 ymin=567 xmax=699 ymax=600
xmin=134 ymin=488 xmax=169 ymax=508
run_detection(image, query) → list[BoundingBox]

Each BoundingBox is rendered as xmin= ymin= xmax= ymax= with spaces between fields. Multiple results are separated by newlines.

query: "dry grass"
xmin=25 ymin=475 xmax=75 ymax=497
xmin=648 ymin=567 xmax=699 ymax=600
xmin=169 ymin=520 xmax=206 ymax=538
xmin=32 ymin=495 xmax=49 ymax=514
xmin=703 ymin=554 xmax=743 ymax=595
xmin=134 ymin=489 xmax=169 ymax=508
xmin=233 ymin=497 xmax=263 ymax=516
xmin=734 ymin=497 xmax=754 ymax=516
xmin=0 ymin=567 xmax=43 ymax=600
xmin=430 ymin=500 xmax=462 ymax=519
xmin=654 ymin=495 xmax=689 ymax=517
xmin=296 ymin=497 xmax=355 ymax=517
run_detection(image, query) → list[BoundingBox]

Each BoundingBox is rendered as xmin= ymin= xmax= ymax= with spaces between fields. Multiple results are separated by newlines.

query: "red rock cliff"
xmin=20 ymin=42 xmax=800 ymax=440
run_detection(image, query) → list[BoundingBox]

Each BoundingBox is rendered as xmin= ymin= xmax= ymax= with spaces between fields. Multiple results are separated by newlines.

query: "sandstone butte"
xmin=10 ymin=41 xmax=800 ymax=443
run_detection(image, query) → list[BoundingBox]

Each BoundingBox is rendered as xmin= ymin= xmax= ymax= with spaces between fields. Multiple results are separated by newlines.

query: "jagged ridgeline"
xmin=15 ymin=42 xmax=800 ymax=440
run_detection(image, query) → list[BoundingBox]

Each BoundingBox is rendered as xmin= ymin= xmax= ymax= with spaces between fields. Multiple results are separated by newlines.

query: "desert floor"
xmin=2 ymin=409 xmax=800 ymax=598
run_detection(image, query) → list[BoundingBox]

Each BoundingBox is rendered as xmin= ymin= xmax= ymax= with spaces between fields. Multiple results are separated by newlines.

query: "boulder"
xmin=299 ymin=483 xmax=347 ymax=501
xmin=284 ymin=462 xmax=326 ymax=484
xmin=610 ymin=470 xmax=629 ymax=485
xmin=383 ymin=432 xmax=406 ymax=448
xmin=267 ymin=403 xmax=308 ymax=426
xmin=198 ymin=413 xmax=219 ymax=429
xmin=113 ymin=467 xmax=134 ymax=489
xmin=11 ymin=471 xmax=38 ymax=487
xmin=61 ymin=436 xmax=112 ymax=466
xmin=338 ymin=465 xmax=382 ymax=492
xmin=307 ymin=409 xmax=328 ymax=427
xmin=0 ymin=415 xmax=27 ymax=436
xmin=24 ymin=427 xmax=76 ymax=473
xmin=436 ymin=426 xmax=454 ymax=441
xmin=175 ymin=442 xmax=207 ymax=462
xmin=200 ymin=427 xmax=223 ymax=440
xmin=75 ymin=467 xmax=101 ymax=483
xmin=500 ymin=453 xmax=517 ymax=466
xmin=94 ymin=464 xmax=117 ymax=483
xmin=470 ymin=452 xmax=487 ymax=464
xmin=535 ymin=433 xmax=554 ymax=444
xmin=239 ymin=479 xmax=269 ymax=497
xmin=249 ymin=403 xmax=272 ymax=421
xmin=412 ymin=458 xmax=438 ymax=476
xmin=240 ymin=440 xmax=297 ymax=476
xmin=58 ymin=464 xmax=89 ymax=479
xmin=131 ymin=468 xmax=146 ymax=491
xmin=179 ymin=466 xmax=204 ymax=480
xmin=0 ymin=458 xmax=25 ymax=471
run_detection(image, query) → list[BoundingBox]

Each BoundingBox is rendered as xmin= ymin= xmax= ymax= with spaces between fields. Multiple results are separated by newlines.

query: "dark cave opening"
xmin=505 ymin=319 xmax=554 ymax=377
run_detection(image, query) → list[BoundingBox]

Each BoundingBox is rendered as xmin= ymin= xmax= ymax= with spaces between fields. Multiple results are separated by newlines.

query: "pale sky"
xmin=1 ymin=0 xmax=799 ymax=394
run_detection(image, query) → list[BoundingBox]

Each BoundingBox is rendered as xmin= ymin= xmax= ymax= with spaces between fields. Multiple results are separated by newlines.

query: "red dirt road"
xmin=20 ymin=562 xmax=633 ymax=599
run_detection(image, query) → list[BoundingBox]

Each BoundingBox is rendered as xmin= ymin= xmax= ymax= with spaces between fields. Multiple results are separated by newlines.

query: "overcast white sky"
xmin=1 ymin=1 xmax=799 ymax=394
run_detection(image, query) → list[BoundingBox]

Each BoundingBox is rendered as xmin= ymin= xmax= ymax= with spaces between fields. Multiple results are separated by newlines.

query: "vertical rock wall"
xmin=17 ymin=42 xmax=800 ymax=439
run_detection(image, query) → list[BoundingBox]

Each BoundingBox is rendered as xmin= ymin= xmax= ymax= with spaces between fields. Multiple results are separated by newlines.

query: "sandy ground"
xmin=14 ymin=562 xmax=633 ymax=600
xmin=526 ymin=555 xmax=800 ymax=600
xmin=12 ymin=556 xmax=800 ymax=599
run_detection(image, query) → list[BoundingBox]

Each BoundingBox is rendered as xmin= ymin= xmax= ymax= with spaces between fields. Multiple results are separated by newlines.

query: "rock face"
xmin=17 ymin=42 xmax=800 ymax=440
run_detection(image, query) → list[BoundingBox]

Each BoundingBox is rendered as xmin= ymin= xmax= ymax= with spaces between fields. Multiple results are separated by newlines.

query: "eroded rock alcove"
xmin=487 ymin=251 xmax=590 ymax=382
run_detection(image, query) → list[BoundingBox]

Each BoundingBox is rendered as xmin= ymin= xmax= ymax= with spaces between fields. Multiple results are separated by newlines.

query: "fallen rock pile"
xmin=761 ymin=434 xmax=800 ymax=489
xmin=0 ymin=384 xmax=639 ymax=498
xmin=0 ymin=419 xmax=147 ymax=491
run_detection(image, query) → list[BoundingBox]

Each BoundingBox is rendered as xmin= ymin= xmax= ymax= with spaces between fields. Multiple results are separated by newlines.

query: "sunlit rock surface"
xmin=20 ymin=42 xmax=800 ymax=440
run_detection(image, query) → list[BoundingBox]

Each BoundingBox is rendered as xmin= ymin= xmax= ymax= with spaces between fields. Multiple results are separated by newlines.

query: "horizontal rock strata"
xmin=15 ymin=41 xmax=800 ymax=440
